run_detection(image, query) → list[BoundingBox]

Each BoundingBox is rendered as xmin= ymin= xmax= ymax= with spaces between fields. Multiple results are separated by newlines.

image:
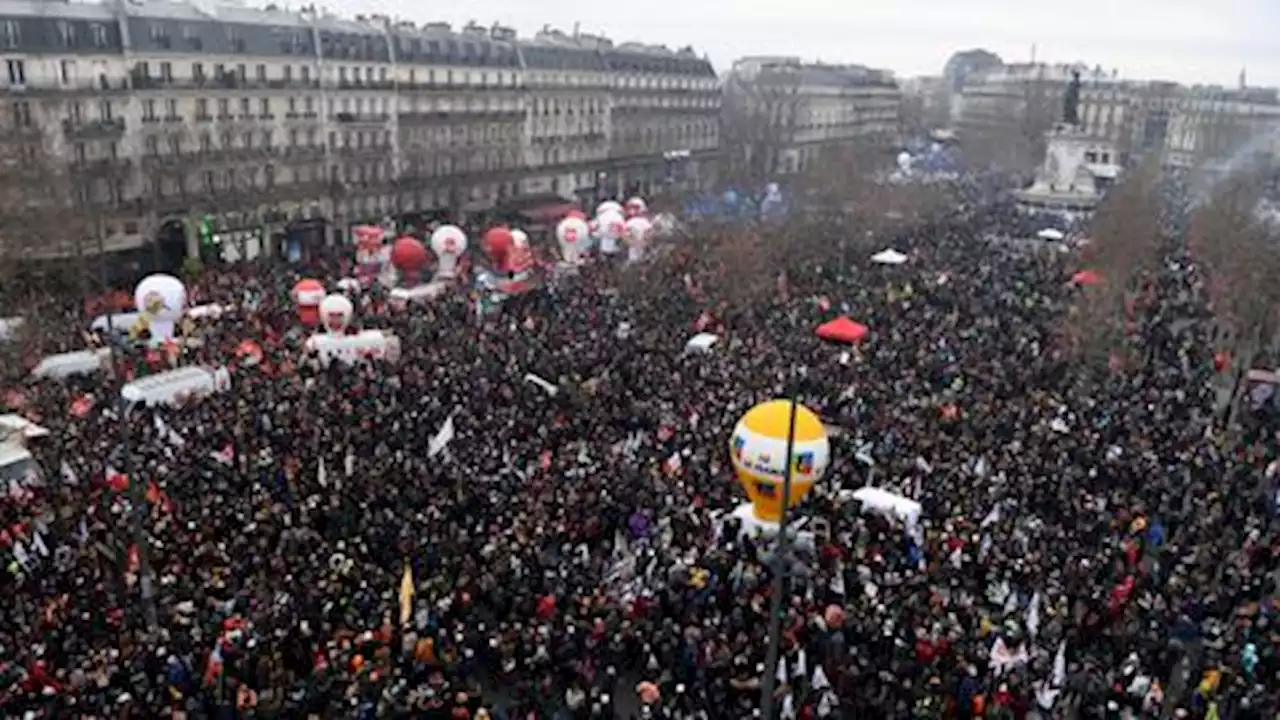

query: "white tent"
xmin=1036 ymin=228 xmax=1066 ymax=241
xmin=870 ymin=249 xmax=908 ymax=265
xmin=685 ymin=333 xmax=720 ymax=353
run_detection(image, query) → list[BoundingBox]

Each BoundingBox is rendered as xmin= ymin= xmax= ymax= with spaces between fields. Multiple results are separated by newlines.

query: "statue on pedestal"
xmin=1062 ymin=70 xmax=1081 ymax=126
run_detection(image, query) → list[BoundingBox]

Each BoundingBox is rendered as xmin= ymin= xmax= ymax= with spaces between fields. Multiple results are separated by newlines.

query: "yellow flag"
xmin=399 ymin=563 xmax=414 ymax=626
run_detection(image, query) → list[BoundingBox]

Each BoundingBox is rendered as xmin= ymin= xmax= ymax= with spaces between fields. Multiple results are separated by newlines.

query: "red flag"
xmin=106 ymin=468 xmax=129 ymax=493
xmin=69 ymin=395 xmax=94 ymax=418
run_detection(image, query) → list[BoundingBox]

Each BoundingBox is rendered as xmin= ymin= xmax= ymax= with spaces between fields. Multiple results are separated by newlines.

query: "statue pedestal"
xmin=1016 ymin=122 xmax=1113 ymax=218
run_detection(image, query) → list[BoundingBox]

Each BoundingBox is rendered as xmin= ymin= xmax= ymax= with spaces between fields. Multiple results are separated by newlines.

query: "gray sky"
xmin=336 ymin=0 xmax=1276 ymax=87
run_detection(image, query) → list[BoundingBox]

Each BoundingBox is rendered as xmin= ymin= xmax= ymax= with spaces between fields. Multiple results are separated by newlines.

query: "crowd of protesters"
xmin=0 ymin=180 xmax=1277 ymax=720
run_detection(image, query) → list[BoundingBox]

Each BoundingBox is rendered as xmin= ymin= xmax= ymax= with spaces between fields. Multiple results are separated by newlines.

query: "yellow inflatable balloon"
xmin=729 ymin=399 xmax=830 ymax=522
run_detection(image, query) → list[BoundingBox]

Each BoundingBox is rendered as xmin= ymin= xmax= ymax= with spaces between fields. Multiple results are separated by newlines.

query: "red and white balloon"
xmin=429 ymin=225 xmax=468 ymax=279
xmin=556 ymin=217 xmax=589 ymax=264
xmin=319 ymin=293 xmax=354 ymax=335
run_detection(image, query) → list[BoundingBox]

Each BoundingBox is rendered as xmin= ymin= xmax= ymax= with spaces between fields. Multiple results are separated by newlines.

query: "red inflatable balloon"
xmin=390 ymin=237 xmax=427 ymax=270
xmin=483 ymin=226 xmax=514 ymax=271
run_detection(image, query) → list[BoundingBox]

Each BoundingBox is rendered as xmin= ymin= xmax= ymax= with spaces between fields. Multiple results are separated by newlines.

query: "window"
xmin=216 ymin=98 xmax=228 ymax=116
xmin=338 ymin=66 xmax=347 ymax=83
xmin=239 ymin=97 xmax=250 ymax=116
xmin=287 ymin=97 xmax=297 ymax=114
xmin=255 ymin=64 xmax=266 ymax=82
xmin=168 ymin=135 xmax=181 ymax=154
xmin=288 ymin=128 xmax=298 ymax=146
xmin=59 ymin=59 xmax=73 ymax=85
xmin=160 ymin=62 xmax=172 ymax=82
xmin=91 ymin=23 xmax=107 ymax=48
xmin=98 ymin=100 xmax=112 ymax=120
xmin=145 ymin=135 xmax=159 ymax=155
xmin=220 ymin=131 xmax=232 ymax=148
xmin=11 ymin=100 xmax=30 ymax=128
xmin=379 ymin=67 xmax=387 ymax=83
xmin=165 ymin=98 xmax=177 ymax=118
xmin=262 ymin=130 xmax=272 ymax=149
xmin=304 ymin=97 xmax=314 ymax=113
xmin=7 ymin=59 xmax=25 ymax=85
xmin=235 ymin=64 xmax=246 ymax=81
xmin=1 ymin=20 xmax=19 ymax=48
xmin=195 ymin=98 xmax=208 ymax=119
xmin=57 ymin=21 xmax=75 ymax=47
xmin=259 ymin=98 xmax=270 ymax=117
xmin=242 ymin=131 xmax=253 ymax=149
xmin=192 ymin=62 xmax=205 ymax=81
xmin=283 ymin=65 xmax=292 ymax=82
xmin=300 ymin=65 xmax=310 ymax=84
xmin=142 ymin=99 xmax=157 ymax=121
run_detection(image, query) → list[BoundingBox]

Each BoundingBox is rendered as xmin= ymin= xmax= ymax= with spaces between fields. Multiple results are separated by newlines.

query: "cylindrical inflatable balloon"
xmin=483 ymin=226 xmax=514 ymax=274
xmin=595 ymin=210 xmax=625 ymax=255
xmin=133 ymin=273 xmax=187 ymax=342
xmin=729 ymin=400 xmax=830 ymax=523
xmin=292 ymin=279 xmax=325 ymax=325
xmin=430 ymin=225 xmax=468 ymax=279
xmin=624 ymin=216 xmax=652 ymax=263
xmin=624 ymin=196 xmax=648 ymax=218
xmin=596 ymin=200 xmax=623 ymax=218
xmin=511 ymin=229 xmax=529 ymax=249
xmin=319 ymin=293 xmax=354 ymax=335
xmin=390 ymin=236 xmax=428 ymax=287
xmin=556 ymin=217 xmax=589 ymax=265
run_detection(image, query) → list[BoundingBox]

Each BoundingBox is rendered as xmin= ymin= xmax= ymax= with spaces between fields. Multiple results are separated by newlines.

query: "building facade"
xmin=721 ymin=56 xmax=900 ymax=183
xmin=953 ymin=62 xmax=1280 ymax=174
xmin=0 ymin=0 xmax=718 ymax=263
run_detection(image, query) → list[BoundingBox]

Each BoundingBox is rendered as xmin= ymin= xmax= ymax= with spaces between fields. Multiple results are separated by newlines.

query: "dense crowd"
xmin=0 ymin=184 xmax=1277 ymax=720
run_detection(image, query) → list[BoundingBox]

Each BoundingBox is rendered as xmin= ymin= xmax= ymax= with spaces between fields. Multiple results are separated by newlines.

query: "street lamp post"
xmin=119 ymin=396 xmax=159 ymax=632
xmin=758 ymin=381 xmax=802 ymax=719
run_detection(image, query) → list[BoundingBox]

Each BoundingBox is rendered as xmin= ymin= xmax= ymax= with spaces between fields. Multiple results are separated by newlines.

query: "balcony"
xmin=334 ymin=112 xmax=390 ymax=124
xmin=70 ymin=157 xmax=133 ymax=175
xmin=141 ymin=152 xmax=187 ymax=169
xmin=62 ymin=117 xmax=126 ymax=139
xmin=281 ymin=145 xmax=326 ymax=160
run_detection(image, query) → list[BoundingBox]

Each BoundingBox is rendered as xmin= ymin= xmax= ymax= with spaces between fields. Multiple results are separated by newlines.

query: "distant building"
xmin=0 ymin=0 xmax=718 ymax=263
xmin=722 ymin=56 xmax=900 ymax=180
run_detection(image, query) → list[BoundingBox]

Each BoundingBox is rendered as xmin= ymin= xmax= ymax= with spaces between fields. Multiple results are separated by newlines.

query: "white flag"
xmin=428 ymin=414 xmax=456 ymax=458
xmin=1025 ymin=591 xmax=1042 ymax=639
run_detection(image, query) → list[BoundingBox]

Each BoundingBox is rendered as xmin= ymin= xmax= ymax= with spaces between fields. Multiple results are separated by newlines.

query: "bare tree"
xmin=720 ymin=62 xmax=806 ymax=194
xmin=1189 ymin=171 xmax=1280 ymax=371
xmin=1065 ymin=158 xmax=1165 ymax=364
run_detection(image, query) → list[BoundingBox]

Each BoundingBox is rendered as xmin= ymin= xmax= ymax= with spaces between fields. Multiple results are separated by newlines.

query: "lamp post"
xmin=119 ymin=395 xmax=159 ymax=632
xmin=758 ymin=378 xmax=802 ymax=719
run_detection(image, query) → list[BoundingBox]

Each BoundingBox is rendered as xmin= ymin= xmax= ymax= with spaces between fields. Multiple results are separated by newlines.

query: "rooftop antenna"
xmin=572 ymin=21 xmax=580 ymax=38
xmin=1029 ymin=43 xmax=1037 ymax=64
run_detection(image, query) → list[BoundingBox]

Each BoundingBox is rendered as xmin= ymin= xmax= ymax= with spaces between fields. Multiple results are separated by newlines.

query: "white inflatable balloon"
xmin=595 ymin=210 xmax=625 ymax=255
xmin=511 ymin=229 xmax=529 ymax=249
xmin=318 ymin=293 xmax=354 ymax=335
xmin=595 ymin=200 xmax=623 ymax=218
xmin=133 ymin=273 xmax=186 ymax=341
xmin=556 ymin=217 xmax=590 ymax=265
xmin=624 ymin=216 xmax=653 ymax=263
xmin=624 ymin=196 xmax=648 ymax=217
xmin=430 ymin=225 xmax=468 ymax=279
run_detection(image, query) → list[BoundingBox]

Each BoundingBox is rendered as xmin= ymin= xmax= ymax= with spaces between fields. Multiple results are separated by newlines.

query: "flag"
xmin=398 ymin=563 xmax=415 ymax=626
xmin=69 ymin=395 xmax=94 ymax=418
xmin=663 ymin=451 xmax=683 ymax=476
xmin=316 ymin=457 xmax=328 ymax=488
xmin=427 ymin=414 xmax=455 ymax=458
xmin=105 ymin=467 xmax=129 ymax=492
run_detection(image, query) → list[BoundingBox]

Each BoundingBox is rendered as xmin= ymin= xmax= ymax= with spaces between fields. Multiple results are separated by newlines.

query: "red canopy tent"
xmin=1071 ymin=270 xmax=1103 ymax=286
xmin=815 ymin=316 xmax=869 ymax=344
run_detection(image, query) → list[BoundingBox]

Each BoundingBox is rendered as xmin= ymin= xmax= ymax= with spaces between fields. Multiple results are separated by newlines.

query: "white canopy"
xmin=685 ymin=333 xmax=720 ymax=353
xmin=1036 ymin=228 xmax=1066 ymax=241
xmin=870 ymin=249 xmax=908 ymax=265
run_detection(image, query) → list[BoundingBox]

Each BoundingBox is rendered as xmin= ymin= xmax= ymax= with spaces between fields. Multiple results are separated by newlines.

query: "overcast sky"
xmin=336 ymin=0 xmax=1276 ymax=87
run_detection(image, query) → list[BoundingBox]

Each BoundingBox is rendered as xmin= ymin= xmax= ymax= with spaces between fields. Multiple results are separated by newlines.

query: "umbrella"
xmin=816 ymin=316 xmax=869 ymax=344
xmin=870 ymin=249 xmax=908 ymax=265
xmin=1071 ymin=270 xmax=1103 ymax=286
